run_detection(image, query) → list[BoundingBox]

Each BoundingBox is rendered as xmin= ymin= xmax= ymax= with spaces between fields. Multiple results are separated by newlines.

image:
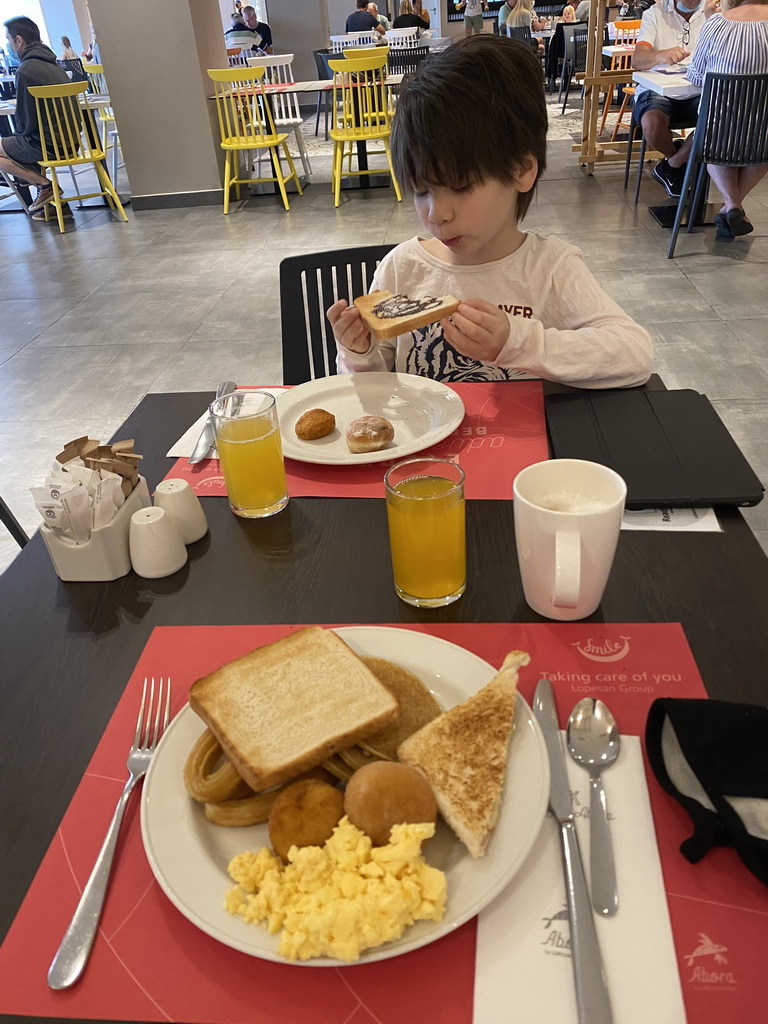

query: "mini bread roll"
xmin=346 ymin=415 xmax=394 ymax=454
xmin=295 ymin=408 xmax=335 ymax=441
xmin=343 ymin=761 xmax=437 ymax=846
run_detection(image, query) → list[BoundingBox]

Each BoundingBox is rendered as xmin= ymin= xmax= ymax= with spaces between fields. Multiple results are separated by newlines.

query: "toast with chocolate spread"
xmin=354 ymin=291 xmax=461 ymax=341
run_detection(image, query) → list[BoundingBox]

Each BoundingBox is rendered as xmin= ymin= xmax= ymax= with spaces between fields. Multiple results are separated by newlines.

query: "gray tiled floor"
xmin=1 ymin=136 xmax=767 ymax=574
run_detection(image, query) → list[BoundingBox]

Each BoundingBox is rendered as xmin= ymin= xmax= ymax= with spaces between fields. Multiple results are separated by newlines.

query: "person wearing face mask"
xmin=0 ymin=16 xmax=72 ymax=220
xmin=631 ymin=0 xmax=713 ymax=197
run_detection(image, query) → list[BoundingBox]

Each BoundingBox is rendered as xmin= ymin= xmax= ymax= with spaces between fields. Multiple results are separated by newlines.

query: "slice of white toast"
xmin=397 ymin=650 xmax=529 ymax=857
xmin=189 ymin=627 xmax=400 ymax=792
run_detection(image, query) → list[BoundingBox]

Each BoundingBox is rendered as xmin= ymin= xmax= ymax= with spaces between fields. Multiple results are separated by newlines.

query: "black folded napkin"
xmin=646 ymin=698 xmax=768 ymax=886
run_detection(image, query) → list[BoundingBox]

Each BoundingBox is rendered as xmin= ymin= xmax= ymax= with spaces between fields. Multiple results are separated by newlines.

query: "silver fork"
xmin=47 ymin=676 xmax=171 ymax=991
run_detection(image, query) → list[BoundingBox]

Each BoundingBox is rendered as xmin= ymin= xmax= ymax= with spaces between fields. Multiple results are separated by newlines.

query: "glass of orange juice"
xmin=384 ymin=457 xmax=466 ymax=607
xmin=209 ymin=391 xmax=288 ymax=518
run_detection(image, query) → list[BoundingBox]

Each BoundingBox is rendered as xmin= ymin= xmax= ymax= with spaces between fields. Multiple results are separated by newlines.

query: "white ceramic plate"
xmin=140 ymin=627 xmax=550 ymax=967
xmin=274 ymin=373 xmax=465 ymax=465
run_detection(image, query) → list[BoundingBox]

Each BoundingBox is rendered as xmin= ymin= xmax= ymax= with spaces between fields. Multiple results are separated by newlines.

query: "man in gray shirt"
xmin=0 ymin=16 xmax=71 ymax=218
xmin=368 ymin=3 xmax=391 ymax=30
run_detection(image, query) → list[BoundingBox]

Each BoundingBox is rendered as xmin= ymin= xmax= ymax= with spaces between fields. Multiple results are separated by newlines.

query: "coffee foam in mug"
xmin=536 ymin=491 xmax=611 ymax=514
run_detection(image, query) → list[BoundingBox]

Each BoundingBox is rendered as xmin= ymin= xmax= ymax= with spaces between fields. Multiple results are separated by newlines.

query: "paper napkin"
xmin=165 ymin=388 xmax=285 ymax=458
xmin=474 ymin=735 xmax=686 ymax=1024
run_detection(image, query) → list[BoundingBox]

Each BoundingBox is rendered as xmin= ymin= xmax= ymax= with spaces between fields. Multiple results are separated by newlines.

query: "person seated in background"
xmin=368 ymin=3 xmax=391 ymax=31
xmin=685 ymin=0 xmax=768 ymax=237
xmin=498 ymin=0 xmax=519 ymax=31
xmin=241 ymin=6 xmax=273 ymax=53
xmin=504 ymin=0 xmax=546 ymax=48
xmin=413 ymin=0 xmax=432 ymax=26
xmin=327 ymin=35 xmax=653 ymax=388
xmin=60 ymin=35 xmax=78 ymax=60
xmin=224 ymin=13 xmax=259 ymax=51
xmin=393 ymin=1 xmax=431 ymax=29
xmin=559 ymin=5 xmax=577 ymax=22
xmin=575 ymin=0 xmax=592 ymax=20
xmin=347 ymin=0 xmax=387 ymax=34
xmin=631 ymin=0 xmax=709 ymax=198
xmin=0 ymin=16 xmax=73 ymax=220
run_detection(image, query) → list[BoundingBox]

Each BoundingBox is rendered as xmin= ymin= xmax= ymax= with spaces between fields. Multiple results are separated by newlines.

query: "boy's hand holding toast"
xmin=440 ymin=299 xmax=510 ymax=364
xmin=328 ymin=299 xmax=372 ymax=355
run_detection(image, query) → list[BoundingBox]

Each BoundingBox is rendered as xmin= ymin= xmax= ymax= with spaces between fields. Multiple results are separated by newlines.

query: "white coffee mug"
xmin=129 ymin=506 xmax=188 ymax=579
xmin=513 ymin=459 xmax=627 ymax=621
xmin=154 ymin=478 xmax=208 ymax=544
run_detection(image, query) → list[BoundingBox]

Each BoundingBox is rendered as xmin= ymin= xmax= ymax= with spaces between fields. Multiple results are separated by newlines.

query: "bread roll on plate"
xmin=346 ymin=415 xmax=394 ymax=454
xmin=354 ymin=291 xmax=460 ymax=341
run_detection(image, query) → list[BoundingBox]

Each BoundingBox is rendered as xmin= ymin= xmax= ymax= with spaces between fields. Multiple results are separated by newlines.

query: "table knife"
xmin=533 ymin=678 xmax=614 ymax=1024
xmin=188 ymin=380 xmax=236 ymax=464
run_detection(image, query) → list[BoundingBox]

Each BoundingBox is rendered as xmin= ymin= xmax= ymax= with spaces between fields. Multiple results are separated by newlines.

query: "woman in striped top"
xmin=687 ymin=0 xmax=768 ymax=236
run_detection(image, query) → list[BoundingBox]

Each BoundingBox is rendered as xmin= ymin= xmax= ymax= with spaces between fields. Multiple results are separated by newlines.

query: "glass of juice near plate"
xmin=384 ymin=456 xmax=466 ymax=608
xmin=209 ymin=390 xmax=288 ymax=518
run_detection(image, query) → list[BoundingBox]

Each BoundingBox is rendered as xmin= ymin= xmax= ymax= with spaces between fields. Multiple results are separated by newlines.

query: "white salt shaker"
xmin=129 ymin=506 xmax=188 ymax=578
xmin=154 ymin=478 xmax=208 ymax=544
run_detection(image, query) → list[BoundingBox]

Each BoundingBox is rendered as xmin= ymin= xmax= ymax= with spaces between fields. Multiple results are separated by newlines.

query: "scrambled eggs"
xmin=224 ymin=816 xmax=446 ymax=962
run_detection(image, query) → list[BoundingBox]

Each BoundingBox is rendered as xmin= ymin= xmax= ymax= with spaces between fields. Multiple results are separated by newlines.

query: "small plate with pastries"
xmin=275 ymin=372 xmax=465 ymax=466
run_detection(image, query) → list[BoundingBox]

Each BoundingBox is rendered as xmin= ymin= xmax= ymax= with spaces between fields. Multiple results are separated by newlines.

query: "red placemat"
xmin=1 ymin=623 xmax=766 ymax=1024
xmin=163 ymin=381 xmax=547 ymax=500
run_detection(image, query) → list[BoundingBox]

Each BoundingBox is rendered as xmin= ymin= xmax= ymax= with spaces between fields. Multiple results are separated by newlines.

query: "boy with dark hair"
xmin=328 ymin=36 xmax=653 ymax=388
xmin=0 ymin=16 xmax=71 ymax=218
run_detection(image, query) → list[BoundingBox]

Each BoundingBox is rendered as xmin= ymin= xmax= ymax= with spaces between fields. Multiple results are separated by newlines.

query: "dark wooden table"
xmin=2 ymin=388 xmax=768 ymax=1021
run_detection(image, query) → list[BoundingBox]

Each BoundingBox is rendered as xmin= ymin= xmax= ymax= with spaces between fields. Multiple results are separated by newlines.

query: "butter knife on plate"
xmin=533 ymin=678 xmax=614 ymax=1024
xmin=188 ymin=380 xmax=237 ymax=464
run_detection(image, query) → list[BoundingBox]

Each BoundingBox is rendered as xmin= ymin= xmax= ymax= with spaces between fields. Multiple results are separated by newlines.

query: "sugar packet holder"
xmin=41 ymin=477 xmax=151 ymax=582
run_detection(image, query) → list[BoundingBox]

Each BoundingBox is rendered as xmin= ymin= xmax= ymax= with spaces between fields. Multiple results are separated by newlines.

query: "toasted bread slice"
xmin=397 ymin=650 xmax=530 ymax=857
xmin=354 ymin=291 xmax=460 ymax=341
xmin=359 ymin=657 xmax=442 ymax=760
xmin=189 ymin=627 xmax=400 ymax=792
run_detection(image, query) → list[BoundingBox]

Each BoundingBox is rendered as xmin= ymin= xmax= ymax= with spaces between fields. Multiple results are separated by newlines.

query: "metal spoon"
xmin=566 ymin=698 xmax=620 ymax=917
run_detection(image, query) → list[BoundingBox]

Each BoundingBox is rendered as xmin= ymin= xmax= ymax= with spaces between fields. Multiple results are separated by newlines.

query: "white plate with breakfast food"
xmin=140 ymin=626 xmax=550 ymax=966
xmin=274 ymin=372 xmax=465 ymax=465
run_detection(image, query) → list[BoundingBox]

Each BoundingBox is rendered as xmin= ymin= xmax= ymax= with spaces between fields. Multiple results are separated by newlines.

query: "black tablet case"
xmin=544 ymin=389 xmax=764 ymax=510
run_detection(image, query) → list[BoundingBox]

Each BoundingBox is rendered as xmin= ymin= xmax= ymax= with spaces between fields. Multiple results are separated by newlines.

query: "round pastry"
xmin=343 ymin=761 xmax=437 ymax=846
xmin=295 ymin=408 xmax=336 ymax=441
xmin=345 ymin=415 xmax=394 ymax=454
xmin=268 ymin=778 xmax=345 ymax=862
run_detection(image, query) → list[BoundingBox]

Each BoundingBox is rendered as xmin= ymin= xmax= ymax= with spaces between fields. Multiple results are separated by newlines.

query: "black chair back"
xmin=56 ymin=57 xmax=87 ymax=83
xmin=667 ymin=72 xmax=768 ymax=257
xmin=387 ymin=45 xmax=429 ymax=75
xmin=280 ymin=245 xmax=395 ymax=383
xmin=312 ymin=48 xmax=333 ymax=81
xmin=696 ymin=71 xmax=768 ymax=165
xmin=506 ymin=26 xmax=533 ymax=47
xmin=564 ymin=25 xmax=589 ymax=73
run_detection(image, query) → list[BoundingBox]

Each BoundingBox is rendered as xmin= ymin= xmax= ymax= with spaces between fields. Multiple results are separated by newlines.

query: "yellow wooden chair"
xmin=208 ymin=67 xmax=303 ymax=213
xmin=27 ymin=81 xmax=127 ymax=232
xmin=342 ymin=46 xmax=389 ymax=60
xmin=328 ymin=51 xmax=401 ymax=208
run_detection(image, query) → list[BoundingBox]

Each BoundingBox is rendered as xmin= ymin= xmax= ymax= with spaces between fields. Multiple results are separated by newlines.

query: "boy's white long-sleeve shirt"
xmin=336 ymin=233 xmax=654 ymax=389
